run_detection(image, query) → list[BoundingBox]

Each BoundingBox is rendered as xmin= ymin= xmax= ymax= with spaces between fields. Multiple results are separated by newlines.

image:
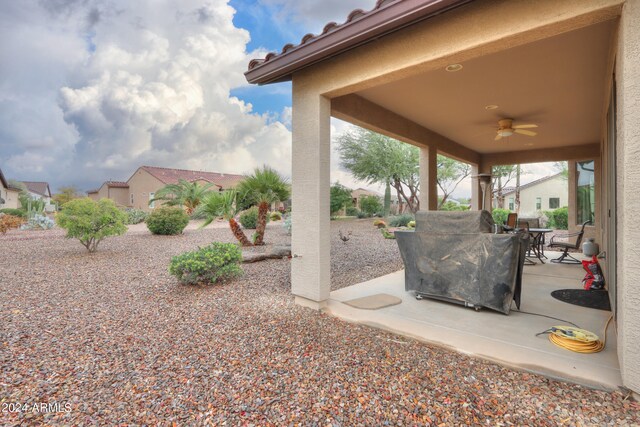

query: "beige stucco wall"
xmin=88 ymin=184 xmax=130 ymax=207
xmin=0 ymin=187 xmax=20 ymax=209
xmin=616 ymin=0 xmax=640 ymax=396
xmin=127 ymin=169 xmax=165 ymax=212
xmin=501 ymin=175 xmax=569 ymax=218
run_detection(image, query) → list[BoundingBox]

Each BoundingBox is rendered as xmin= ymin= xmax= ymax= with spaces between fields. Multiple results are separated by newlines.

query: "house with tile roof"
xmin=498 ymin=173 xmax=568 ymax=217
xmin=89 ymin=166 xmax=246 ymax=212
xmin=21 ymin=181 xmax=52 ymax=204
xmin=0 ymin=167 xmax=21 ymax=209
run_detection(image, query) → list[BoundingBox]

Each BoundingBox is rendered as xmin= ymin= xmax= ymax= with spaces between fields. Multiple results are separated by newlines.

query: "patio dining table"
xmin=527 ymin=228 xmax=553 ymax=264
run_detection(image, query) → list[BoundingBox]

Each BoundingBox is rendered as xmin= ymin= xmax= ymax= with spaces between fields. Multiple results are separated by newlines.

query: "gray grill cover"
xmin=395 ymin=211 xmax=528 ymax=314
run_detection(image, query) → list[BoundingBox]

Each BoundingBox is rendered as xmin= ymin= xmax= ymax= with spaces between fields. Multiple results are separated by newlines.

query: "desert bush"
xmin=0 ymin=214 xmax=25 ymax=234
xmin=373 ymin=219 xmax=387 ymax=228
xmin=240 ymin=206 xmax=259 ymax=229
xmin=389 ymin=213 xmax=414 ymax=227
xmin=125 ymin=208 xmax=148 ymax=225
xmin=357 ymin=210 xmax=369 ymax=219
xmin=20 ymin=214 xmax=54 ymax=230
xmin=0 ymin=208 xmax=27 ymax=218
xmin=491 ymin=208 xmax=510 ymax=226
xmin=269 ymin=211 xmax=282 ymax=221
xmin=169 ymin=242 xmax=243 ymax=285
xmin=546 ymin=207 xmax=569 ymax=230
xmin=56 ymin=198 xmax=127 ymax=252
xmin=345 ymin=206 xmax=359 ymax=217
xmin=360 ymin=195 xmax=382 ymax=216
xmin=440 ymin=201 xmax=470 ymax=211
xmin=146 ymin=206 xmax=189 ymax=235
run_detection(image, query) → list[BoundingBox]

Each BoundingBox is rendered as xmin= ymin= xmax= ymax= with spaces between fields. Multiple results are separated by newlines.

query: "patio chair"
xmin=548 ymin=220 xmax=592 ymax=264
xmin=503 ymin=213 xmax=518 ymax=232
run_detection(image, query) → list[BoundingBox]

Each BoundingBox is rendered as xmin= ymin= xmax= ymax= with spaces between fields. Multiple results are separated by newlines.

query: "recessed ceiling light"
xmin=524 ymin=143 xmax=534 ymax=146
xmin=445 ymin=64 xmax=463 ymax=72
xmin=485 ymin=105 xmax=499 ymax=110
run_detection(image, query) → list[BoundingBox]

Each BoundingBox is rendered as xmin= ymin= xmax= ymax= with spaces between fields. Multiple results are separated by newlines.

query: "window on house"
xmin=130 ymin=194 xmax=134 ymax=205
xmin=577 ymin=160 xmax=595 ymax=224
xmin=508 ymin=197 xmax=514 ymax=211
xmin=149 ymin=192 xmax=155 ymax=209
xmin=549 ymin=197 xmax=560 ymax=209
xmin=536 ymin=197 xmax=542 ymax=211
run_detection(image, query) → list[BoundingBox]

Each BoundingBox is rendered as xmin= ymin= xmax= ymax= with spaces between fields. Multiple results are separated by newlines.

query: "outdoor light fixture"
xmin=445 ymin=63 xmax=463 ymax=72
xmin=484 ymin=105 xmax=499 ymax=110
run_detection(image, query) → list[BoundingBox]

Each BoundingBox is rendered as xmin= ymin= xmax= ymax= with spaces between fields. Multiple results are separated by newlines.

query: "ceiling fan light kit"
xmin=494 ymin=118 xmax=538 ymax=140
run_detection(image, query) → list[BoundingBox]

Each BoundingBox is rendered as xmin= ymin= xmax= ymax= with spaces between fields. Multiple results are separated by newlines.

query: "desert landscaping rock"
xmin=1 ymin=220 xmax=638 ymax=425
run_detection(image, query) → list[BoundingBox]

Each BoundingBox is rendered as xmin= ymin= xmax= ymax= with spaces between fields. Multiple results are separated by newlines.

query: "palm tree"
xmin=149 ymin=179 xmax=215 ymax=215
xmin=236 ymin=166 xmax=290 ymax=245
xmin=197 ymin=190 xmax=253 ymax=246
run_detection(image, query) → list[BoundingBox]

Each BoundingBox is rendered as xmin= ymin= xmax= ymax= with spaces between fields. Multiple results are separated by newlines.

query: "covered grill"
xmin=395 ymin=211 xmax=528 ymax=314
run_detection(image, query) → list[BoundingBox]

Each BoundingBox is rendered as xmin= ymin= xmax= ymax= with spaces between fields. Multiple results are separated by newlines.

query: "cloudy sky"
xmin=1 ymin=0 xmax=552 ymax=196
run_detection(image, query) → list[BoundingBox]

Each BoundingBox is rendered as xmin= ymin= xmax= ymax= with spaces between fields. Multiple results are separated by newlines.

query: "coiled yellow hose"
xmin=547 ymin=315 xmax=612 ymax=354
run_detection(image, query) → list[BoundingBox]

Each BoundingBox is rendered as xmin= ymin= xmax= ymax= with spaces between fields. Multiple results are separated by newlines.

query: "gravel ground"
xmin=1 ymin=219 xmax=638 ymax=426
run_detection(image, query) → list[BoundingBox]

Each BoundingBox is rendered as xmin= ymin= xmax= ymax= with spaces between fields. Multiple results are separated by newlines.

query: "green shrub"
xmin=269 ymin=211 xmax=282 ymax=221
xmin=345 ymin=206 xmax=359 ymax=217
xmin=240 ymin=206 xmax=258 ymax=229
xmin=125 ymin=208 xmax=148 ymax=225
xmin=146 ymin=206 xmax=189 ymax=235
xmin=440 ymin=201 xmax=470 ymax=211
xmin=408 ymin=220 xmax=416 ymax=229
xmin=0 ymin=208 xmax=27 ymax=218
xmin=56 ymin=198 xmax=127 ymax=252
xmin=492 ymin=208 xmax=510 ymax=226
xmin=389 ymin=213 xmax=414 ymax=227
xmin=169 ymin=242 xmax=243 ymax=285
xmin=360 ymin=195 xmax=382 ymax=216
xmin=357 ymin=210 xmax=369 ymax=219
xmin=546 ymin=207 xmax=569 ymax=230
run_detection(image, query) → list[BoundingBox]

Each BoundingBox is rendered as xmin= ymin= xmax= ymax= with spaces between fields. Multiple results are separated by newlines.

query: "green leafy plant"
xmin=408 ymin=220 xmax=416 ymax=229
xmin=389 ymin=213 xmax=414 ymax=227
xmin=239 ymin=206 xmax=259 ymax=229
xmin=236 ymin=166 xmax=290 ymax=245
xmin=0 ymin=208 xmax=27 ymax=218
xmin=330 ymin=182 xmax=353 ymax=215
xmin=146 ymin=206 xmax=189 ymax=235
xmin=282 ymin=215 xmax=292 ymax=235
xmin=56 ymin=198 xmax=127 ymax=252
xmin=196 ymin=190 xmax=253 ymax=246
xmin=169 ymin=242 xmax=243 ymax=285
xmin=345 ymin=206 xmax=359 ymax=217
xmin=149 ymin=179 xmax=215 ymax=215
xmin=269 ymin=211 xmax=282 ymax=221
xmin=125 ymin=208 xmax=148 ymax=224
xmin=491 ymin=208 xmax=510 ymax=226
xmin=359 ymin=195 xmax=382 ymax=216
xmin=546 ymin=207 xmax=568 ymax=230
xmin=380 ymin=228 xmax=396 ymax=239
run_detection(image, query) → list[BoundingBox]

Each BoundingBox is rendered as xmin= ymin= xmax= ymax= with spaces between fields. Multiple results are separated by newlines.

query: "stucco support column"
xmin=471 ymin=161 xmax=492 ymax=211
xmin=291 ymin=88 xmax=331 ymax=310
xmin=616 ymin=0 xmax=640 ymax=396
xmin=419 ymin=146 xmax=438 ymax=211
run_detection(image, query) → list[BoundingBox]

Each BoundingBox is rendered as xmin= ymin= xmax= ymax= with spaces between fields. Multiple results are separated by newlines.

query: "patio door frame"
xmin=607 ymin=77 xmax=617 ymax=317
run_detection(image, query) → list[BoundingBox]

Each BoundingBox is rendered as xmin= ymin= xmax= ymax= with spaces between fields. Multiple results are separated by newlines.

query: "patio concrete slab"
xmin=327 ymin=252 xmax=621 ymax=391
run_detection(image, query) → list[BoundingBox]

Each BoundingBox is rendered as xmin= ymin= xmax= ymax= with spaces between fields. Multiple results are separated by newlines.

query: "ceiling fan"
xmin=495 ymin=118 xmax=538 ymax=141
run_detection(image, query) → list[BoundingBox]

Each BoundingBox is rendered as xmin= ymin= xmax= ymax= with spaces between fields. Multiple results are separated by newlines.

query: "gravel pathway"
xmin=1 ymin=220 xmax=638 ymax=425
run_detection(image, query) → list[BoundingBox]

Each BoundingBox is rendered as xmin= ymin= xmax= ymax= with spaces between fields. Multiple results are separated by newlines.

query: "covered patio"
xmin=328 ymin=255 xmax=619 ymax=390
xmin=246 ymin=0 xmax=640 ymax=396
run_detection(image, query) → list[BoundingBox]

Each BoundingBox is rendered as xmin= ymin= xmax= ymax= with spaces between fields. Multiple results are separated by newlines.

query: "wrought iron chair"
xmin=548 ymin=220 xmax=592 ymax=264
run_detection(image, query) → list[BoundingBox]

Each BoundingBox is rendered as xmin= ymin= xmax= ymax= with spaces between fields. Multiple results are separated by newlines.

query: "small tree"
xmin=330 ymin=183 xmax=353 ymax=215
xmin=197 ymin=190 xmax=253 ymax=246
xmin=359 ymin=195 xmax=382 ymax=216
xmin=53 ymin=186 xmax=82 ymax=208
xmin=149 ymin=179 xmax=215 ymax=215
xmin=56 ymin=198 xmax=127 ymax=252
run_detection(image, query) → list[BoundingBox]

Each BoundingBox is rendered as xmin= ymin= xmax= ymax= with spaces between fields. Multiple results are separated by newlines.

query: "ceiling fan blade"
xmin=495 ymin=134 xmax=502 ymax=141
xmin=513 ymin=124 xmax=538 ymax=129
xmin=515 ymin=129 xmax=537 ymax=136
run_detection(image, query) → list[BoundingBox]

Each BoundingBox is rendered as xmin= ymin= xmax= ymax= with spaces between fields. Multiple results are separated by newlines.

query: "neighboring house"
xmin=0 ymin=168 xmax=21 ymax=209
xmin=87 ymin=181 xmax=130 ymax=207
xmin=499 ymin=173 xmax=568 ymax=217
xmin=21 ymin=181 xmax=52 ymax=204
xmin=89 ymin=166 xmax=246 ymax=212
xmin=245 ymin=0 xmax=640 ymax=393
xmin=351 ymin=188 xmax=380 ymax=210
